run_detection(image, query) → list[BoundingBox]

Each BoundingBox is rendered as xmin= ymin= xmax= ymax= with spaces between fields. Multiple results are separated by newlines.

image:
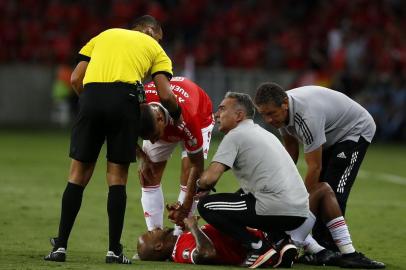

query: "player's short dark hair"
xmin=131 ymin=15 xmax=161 ymax=31
xmin=139 ymin=104 xmax=157 ymax=139
xmin=225 ymin=92 xmax=255 ymax=119
xmin=254 ymin=82 xmax=287 ymax=107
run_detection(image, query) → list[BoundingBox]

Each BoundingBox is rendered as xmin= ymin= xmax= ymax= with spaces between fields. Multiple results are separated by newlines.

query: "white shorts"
xmin=142 ymin=123 xmax=214 ymax=163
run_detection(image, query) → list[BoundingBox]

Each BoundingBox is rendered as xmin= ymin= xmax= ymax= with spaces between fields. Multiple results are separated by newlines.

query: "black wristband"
xmin=169 ymin=105 xmax=182 ymax=121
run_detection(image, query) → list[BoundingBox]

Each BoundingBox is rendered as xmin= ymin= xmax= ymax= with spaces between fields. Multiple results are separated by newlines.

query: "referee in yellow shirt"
xmin=44 ymin=15 xmax=180 ymax=264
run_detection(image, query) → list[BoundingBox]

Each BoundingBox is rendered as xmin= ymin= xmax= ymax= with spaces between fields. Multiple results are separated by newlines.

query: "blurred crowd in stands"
xmin=1 ymin=0 xmax=405 ymax=140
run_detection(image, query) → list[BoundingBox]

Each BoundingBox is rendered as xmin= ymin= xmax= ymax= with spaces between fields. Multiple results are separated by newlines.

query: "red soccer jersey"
xmin=171 ymin=224 xmax=265 ymax=265
xmin=144 ymin=77 xmax=213 ymax=153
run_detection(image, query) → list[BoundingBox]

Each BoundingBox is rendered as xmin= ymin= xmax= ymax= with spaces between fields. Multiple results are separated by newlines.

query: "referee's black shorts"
xmin=69 ymin=82 xmax=140 ymax=164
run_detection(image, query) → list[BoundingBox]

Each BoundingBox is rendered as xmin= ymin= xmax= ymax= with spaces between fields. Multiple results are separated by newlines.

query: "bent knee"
xmin=319 ymin=182 xmax=334 ymax=195
xmin=320 ymin=182 xmax=333 ymax=190
xmin=197 ymin=196 xmax=210 ymax=215
xmin=138 ymin=168 xmax=161 ymax=187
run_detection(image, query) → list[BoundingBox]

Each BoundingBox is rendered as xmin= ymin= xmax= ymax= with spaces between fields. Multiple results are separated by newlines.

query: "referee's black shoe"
xmin=338 ymin=252 xmax=385 ymax=269
xmin=296 ymin=249 xmax=341 ymax=266
xmin=44 ymin=237 xmax=66 ymax=262
xmin=105 ymin=244 xmax=131 ymax=264
xmin=44 ymin=247 xmax=66 ymax=262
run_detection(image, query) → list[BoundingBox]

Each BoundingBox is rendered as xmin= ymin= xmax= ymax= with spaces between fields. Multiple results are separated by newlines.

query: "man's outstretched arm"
xmin=184 ymin=217 xmax=216 ymax=264
xmin=167 ymin=150 xmax=204 ymax=226
xmin=182 ymin=150 xmax=204 ymax=211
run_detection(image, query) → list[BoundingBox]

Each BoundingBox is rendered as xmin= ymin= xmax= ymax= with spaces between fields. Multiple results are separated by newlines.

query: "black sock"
xmin=57 ymin=182 xmax=84 ymax=249
xmin=107 ymin=185 xmax=126 ymax=254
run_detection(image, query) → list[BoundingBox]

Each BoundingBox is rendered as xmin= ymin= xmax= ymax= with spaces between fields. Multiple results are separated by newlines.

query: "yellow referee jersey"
xmin=79 ymin=28 xmax=173 ymax=85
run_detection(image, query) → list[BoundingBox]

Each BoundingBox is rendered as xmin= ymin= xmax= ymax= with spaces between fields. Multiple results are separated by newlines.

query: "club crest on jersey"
xmin=182 ymin=249 xmax=190 ymax=259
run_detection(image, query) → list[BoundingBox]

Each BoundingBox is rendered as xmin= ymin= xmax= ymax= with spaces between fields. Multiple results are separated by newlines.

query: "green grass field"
xmin=0 ymin=130 xmax=405 ymax=270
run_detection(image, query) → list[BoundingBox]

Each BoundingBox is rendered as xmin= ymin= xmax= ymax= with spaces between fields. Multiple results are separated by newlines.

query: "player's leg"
xmin=313 ymin=183 xmax=355 ymax=254
xmin=292 ymin=182 xmax=353 ymax=265
xmin=313 ymin=138 xmax=370 ymax=250
xmin=321 ymin=182 xmax=385 ymax=268
xmin=140 ymin=160 xmax=167 ymax=230
xmin=292 ymin=182 xmax=352 ymax=263
xmin=140 ymin=140 xmax=176 ymax=230
xmin=295 ymin=183 xmax=385 ymax=268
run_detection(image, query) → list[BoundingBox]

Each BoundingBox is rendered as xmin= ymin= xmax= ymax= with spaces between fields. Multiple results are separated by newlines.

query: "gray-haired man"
xmin=196 ymin=92 xmax=309 ymax=268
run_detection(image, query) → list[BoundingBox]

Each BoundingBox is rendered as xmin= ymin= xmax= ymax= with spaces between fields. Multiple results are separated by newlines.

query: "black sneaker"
xmin=44 ymin=237 xmax=66 ymax=262
xmin=273 ymin=238 xmax=298 ymax=268
xmin=44 ymin=247 xmax=66 ymax=262
xmin=297 ymin=249 xmax=341 ymax=266
xmin=106 ymin=250 xmax=132 ymax=264
xmin=339 ymin=252 xmax=385 ymax=269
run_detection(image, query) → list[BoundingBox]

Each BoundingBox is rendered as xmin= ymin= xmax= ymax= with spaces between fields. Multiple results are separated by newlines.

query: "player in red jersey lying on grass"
xmin=137 ymin=216 xmax=272 ymax=266
xmin=137 ymin=182 xmax=385 ymax=268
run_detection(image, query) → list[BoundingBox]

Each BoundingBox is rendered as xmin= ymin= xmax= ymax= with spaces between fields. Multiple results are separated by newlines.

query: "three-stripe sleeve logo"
xmin=294 ymin=113 xmax=313 ymax=145
xmin=203 ymin=201 xmax=247 ymax=211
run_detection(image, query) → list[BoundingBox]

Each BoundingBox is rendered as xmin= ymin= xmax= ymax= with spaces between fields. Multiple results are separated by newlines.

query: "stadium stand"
xmin=1 ymin=0 xmax=405 ymax=140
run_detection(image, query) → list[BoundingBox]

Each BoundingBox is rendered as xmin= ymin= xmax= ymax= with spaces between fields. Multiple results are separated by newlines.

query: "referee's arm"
xmin=71 ymin=60 xmax=88 ymax=95
xmin=153 ymin=73 xmax=182 ymax=121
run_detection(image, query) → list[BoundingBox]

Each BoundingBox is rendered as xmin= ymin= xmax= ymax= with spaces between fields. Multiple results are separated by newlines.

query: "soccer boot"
xmin=249 ymin=246 xmax=279 ymax=268
xmin=273 ymin=237 xmax=298 ymax=268
xmin=339 ymin=252 xmax=385 ymax=269
xmin=297 ymin=249 xmax=341 ymax=266
xmin=44 ymin=237 xmax=66 ymax=262
xmin=106 ymin=244 xmax=131 ymax=264
xmin=241 ymin=240 xmax=276 ymax=268
xmin=44 ymin=247 xmax=66 ymax=262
